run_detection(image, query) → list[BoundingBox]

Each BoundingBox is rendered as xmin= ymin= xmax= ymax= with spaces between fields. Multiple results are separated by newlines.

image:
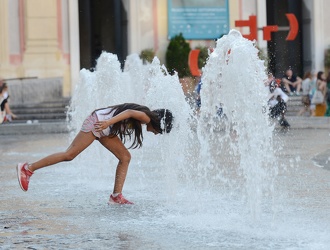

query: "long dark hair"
xmin=317 ymin=71 xmax=325 ymax=81
xmin=96 ymin=103 xmax=173 ymax=148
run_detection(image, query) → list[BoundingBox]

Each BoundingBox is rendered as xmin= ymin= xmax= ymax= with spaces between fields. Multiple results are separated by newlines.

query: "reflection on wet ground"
xmin=1 ymin=129 xmax=330 ymax=249
xmin=312 ymin=149 xmax=330 ymax=170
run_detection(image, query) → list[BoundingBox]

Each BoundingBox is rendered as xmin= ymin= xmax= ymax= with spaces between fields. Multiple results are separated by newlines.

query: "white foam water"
xmin=195 ymin=30 xmax=277 ymax=219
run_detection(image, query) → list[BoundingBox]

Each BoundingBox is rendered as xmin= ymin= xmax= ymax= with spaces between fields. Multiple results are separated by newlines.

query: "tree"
xmin=165 ymin=33 xmax=191 ymax=78
xmin=195 ymin=46 xmax=209 ymax=70
xmin=139 ymin=48 xmax=155 ymax=64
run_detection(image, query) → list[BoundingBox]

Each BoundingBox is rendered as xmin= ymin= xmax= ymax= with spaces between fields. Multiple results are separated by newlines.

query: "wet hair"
xmin=151 ymin=108 xmax=173 ymax=134
xmin=96 ymin=103 xmax=173 ymax=149
xmin=0 ymin=82 xmax=7 ymax=93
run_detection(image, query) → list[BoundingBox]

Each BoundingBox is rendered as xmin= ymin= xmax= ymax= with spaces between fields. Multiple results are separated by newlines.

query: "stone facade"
xmin=1 ymin=0 xmax=330 ymax=104
xmin=0 ymin=0 xmax=71 ymax=99
xmin=6 ymin=77 xmax=63 ymax=105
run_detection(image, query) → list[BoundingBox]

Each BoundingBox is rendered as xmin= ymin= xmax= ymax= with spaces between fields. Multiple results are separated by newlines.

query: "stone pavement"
xmin=0 ymin=123 xmax=330 ymax=249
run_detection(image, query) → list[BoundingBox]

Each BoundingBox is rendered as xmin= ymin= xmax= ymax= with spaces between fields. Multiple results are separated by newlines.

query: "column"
xmin=68 ymin=0 xmax=80 ymax=93
xmin=313 ymin=0 xmax=325 ymax=71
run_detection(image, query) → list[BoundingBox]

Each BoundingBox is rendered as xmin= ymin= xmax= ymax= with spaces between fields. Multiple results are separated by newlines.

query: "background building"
xmin=0 ymin=0 xmax=329 ymax=101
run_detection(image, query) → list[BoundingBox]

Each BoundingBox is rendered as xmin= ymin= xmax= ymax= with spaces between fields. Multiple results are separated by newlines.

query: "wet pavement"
xmin=0 ymin=123 xmax=330 ymax=249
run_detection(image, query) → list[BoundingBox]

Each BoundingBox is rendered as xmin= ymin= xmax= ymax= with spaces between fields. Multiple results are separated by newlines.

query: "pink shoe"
xmin=17 ymin=163 xmax=33 ymax=191
xmin=108 ymin=193 xmax=134 ymax=205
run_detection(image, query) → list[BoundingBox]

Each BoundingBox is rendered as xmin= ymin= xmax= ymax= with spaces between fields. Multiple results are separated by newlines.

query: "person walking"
xmin=17 ymin=103 xmax=173 ymax=204
xmin=297 ymin=71 xmax=313 ymax=116
xmin=314 ymin=71 xmax=327 ymax=116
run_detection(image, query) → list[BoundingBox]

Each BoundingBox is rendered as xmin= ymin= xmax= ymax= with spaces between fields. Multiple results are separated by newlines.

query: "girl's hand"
xmin=94 ymin=121 xmax=110 ymax=131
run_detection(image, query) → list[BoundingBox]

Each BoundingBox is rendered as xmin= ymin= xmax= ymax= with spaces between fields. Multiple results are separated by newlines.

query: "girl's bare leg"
xmin=98 ymin=135 xmax=131 ymax=194
xmin=283 ymin=82 xmax=292 ymax=94
xmin=297 ymin=106 xmax=307 ymax=116
xmin=28 ymin=131 xmax=96 ymax=172
xmin=4 ymin=102 xmax=17 ymax=119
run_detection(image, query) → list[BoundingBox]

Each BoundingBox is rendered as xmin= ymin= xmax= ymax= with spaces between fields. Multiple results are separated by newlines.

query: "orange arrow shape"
xmin=286 ymin=13 xmax=299 ymax=41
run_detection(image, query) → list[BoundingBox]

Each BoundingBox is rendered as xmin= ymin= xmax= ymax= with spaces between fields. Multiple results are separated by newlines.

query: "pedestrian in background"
xmin=314 ymin=71 xmax=327 ymax=116
xmin=297 ymin=71 xmax=313 ymax=116
xmin=282 ymin=68 xmax=302 ymax=96
xmin=0 ymin=82 xmax=17 ymax=123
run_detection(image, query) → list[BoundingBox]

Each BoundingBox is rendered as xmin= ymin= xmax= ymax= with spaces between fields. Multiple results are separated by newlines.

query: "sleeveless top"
xmin=95 ymin=107 xmax=116 ymax=136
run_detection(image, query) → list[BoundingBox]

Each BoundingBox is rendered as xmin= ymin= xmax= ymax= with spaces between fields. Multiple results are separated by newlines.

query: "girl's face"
xmin=146 ymin=122 xmax=159 ymax=135
xmin=321 ymin=73 xmax=325 ymax=80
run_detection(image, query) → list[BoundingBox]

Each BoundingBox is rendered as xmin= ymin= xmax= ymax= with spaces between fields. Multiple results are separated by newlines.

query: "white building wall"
xmin=256 ymin=0 xmax=267 ymax=50
xmin=313 ymin=0 xmax=325 ymax=72
xmin=239 ymin=0 xmax=256 ymax=35
xmin=124 ymin=0 xmax=154 ymax=56
xmin=0 ymin=0 xmax=9 ymax=64
xmin=8 ymin=0 xmax=20 ymax=56
xmin=68 ymin=0 xmax=80 ymax=93
xmin=318 ymin=0 xmax=330 ymax=72
xmin=232 ymin=0 xmax=267 ymax=50
xmin=3 ymin=0 xmax=330 ymax=95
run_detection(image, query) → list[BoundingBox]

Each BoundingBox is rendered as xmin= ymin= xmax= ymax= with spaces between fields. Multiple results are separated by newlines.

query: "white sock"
xmin=112 ymin=193 xmax=120 ymax=197
xmin=25 ymin=164 xmax=33 ymax=172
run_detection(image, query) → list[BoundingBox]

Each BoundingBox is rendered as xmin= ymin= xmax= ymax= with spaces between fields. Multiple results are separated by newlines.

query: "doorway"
xmin=78 ymin=0 xmax=128 ymax=70
xmin=266 ymin=0 xmax=303 ymax=77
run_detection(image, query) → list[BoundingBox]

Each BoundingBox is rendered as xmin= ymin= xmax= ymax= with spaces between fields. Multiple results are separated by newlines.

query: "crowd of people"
xmin=263 ymin=67 xmax=330 ymax=129
xmin=0 ymin=79 xmax=17 ymax=123
xmin=193 ymin=67 xmax=330 ymax=130
xmin=265 ymin=68 xmax=330 ymax=119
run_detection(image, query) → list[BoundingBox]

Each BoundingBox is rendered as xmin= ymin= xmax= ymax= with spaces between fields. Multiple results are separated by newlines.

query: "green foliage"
xmin=195 ymin=46 xmax=209 ymax=70
xmin=165 ymin=33 xmax=191 ymax=78
xmin=140 ymin=48 xmax=155 ymax=64
xmin=325 ymin=47 xmax=330 ymax=68
xmin=255 ymin=44 xmax=268 ymax=68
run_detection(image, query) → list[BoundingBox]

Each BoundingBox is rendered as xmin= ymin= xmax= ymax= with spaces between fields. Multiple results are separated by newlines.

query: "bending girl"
xmin=17 ymin=103 xmax=173 ymax=204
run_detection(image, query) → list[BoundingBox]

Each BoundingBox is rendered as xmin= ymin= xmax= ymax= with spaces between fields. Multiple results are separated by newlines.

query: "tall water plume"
xmin=196 ymin=30 xmax=277 ymax=218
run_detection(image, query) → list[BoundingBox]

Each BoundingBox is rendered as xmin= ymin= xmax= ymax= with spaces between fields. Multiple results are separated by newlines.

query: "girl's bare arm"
xmin=94 ymin=110 xmax=151 ymax=131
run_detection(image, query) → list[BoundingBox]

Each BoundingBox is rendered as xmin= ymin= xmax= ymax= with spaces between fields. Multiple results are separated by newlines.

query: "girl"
xmin=17 ymin=103 xmax=173 ymax=204
xmin=297 ymin=71 xmax=313 ymax=116
xmin=314 ymin=71 xmax=327 ymax=116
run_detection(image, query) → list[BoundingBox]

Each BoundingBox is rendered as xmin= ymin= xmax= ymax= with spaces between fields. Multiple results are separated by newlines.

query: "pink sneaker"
xmin=108 ymin=193 xmax=134 ymax=205
xmin=17 ymin=163 xmax=33 ymax=191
